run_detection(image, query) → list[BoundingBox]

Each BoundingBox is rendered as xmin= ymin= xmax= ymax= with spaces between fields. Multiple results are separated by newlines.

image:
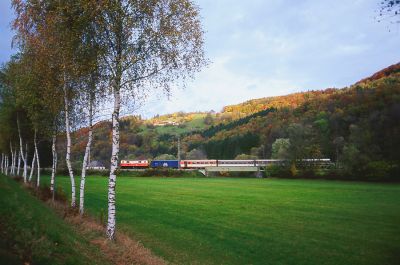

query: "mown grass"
xmin=0 ymin=175 xmax=110 ymax=265
xmin=43 ymin=175 xmax=400 ymax=265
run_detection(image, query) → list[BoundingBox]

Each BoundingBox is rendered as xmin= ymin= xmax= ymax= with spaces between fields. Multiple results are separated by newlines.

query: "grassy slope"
xmin=44 ymin=176 xmax=400 ymax=265
xmin=140 ymin=113 xmax=208 ymax=135
xmin=0 ymin=175 xmax=110 ymax=265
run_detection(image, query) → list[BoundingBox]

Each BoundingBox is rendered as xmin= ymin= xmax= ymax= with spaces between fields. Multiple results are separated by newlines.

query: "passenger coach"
xmin=120 ymin=160 xmax=149 ymax=169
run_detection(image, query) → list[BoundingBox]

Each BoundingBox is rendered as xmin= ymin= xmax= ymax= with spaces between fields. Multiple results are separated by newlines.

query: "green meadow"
xmin=0 ymin=175 xmax=110 ymax=265
xmin=42 ymin=175 xmax=400 ymax=265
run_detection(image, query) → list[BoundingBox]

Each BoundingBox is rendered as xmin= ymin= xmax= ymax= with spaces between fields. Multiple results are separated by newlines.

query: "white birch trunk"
xmin=9 ymin=143 xmax=13 ymax=175
xmin=34 ymin=129 xmax=40 ymax=188
xmin=17 ymin=151 xmax=21 ymax=176
xmin=79 ymin=99 xmax=93 ymax=215
xmin=63 ymin=77 xmax=76 ymax=207
xmin=29 ymin=151 xmax=36 ymax=182
xmin=107 ymin=87 xmax=121 ymax=240
xmin=11 ymin=143 xmax=16 ymax=176
xmin=17 ymin=117 xmax=28 ymax=182
xmin=5 ymin=155 xmax=9 ymax=176
xmin=8 ymin=155 xmax=10 ymax=175
xmin=24 ymin=144 xmax=28 ymax=180
xmin=14 ymin=148 xmax=17 ymax=175
xmin=11 ymin=152 xmax=14 ymax=175
xmin=12 ymin=146 xmax=16 ymax=176
xmin=1 ymin=153 xmax=4 ymax=174
xmin=13 ymin=145 xmax=16 ymax=175
xmin=51 ymin=130 xmax=57 ymax=201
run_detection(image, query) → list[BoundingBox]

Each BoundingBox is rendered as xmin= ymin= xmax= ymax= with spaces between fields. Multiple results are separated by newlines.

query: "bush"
xmin=56 ymin=167 xmax=70 ymax=176
xmin=364 ymin=161 xmax=393 ymax=180
xmin=54 ymin=186 xmax=68 ymax=203
xmin=264 ymin=164 xmax=292 ymax=178
xmin=86 ymin=169 xmax=109 ymax=176
xmin=26 ymin=184 xmax=68 ymax=203
xmin=290 ymin=163 xmax=298 ymax=177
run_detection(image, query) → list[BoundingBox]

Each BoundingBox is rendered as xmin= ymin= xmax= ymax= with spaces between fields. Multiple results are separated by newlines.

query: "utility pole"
xmin=177 ymin=135 xmax=181 ymax=169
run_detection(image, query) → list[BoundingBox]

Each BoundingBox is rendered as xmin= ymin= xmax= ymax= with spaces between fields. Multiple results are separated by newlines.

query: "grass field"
xmin=43 ymin=175 xmax=400 ymax=265
xmin=0 ymin=175 xmax=110 ymax=265
xmin=139 ymin=113 xmax=208 ymax=135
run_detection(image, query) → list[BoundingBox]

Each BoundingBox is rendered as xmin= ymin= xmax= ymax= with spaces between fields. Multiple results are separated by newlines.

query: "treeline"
xmin=201 ymin=108 xmax=276 ymax=138
xmin=66 ymin=63 xmax=400 ymax=181
xmin=204 ymin=133 xmax=260 ymax=159
xmin=0 ymin=0 xmax=206 ymax=241
xmin=196 ymin=65 xmax=400 ymax=180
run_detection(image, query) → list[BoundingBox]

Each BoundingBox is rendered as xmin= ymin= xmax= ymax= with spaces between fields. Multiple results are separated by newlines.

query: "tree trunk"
xmin=34 ymin=129 xmax=40 ymax=188
xmin=2 ymin=154 xmax=4 ymax=174
xmin=24 ymin=143 xmax=28 ymax=179
xmin=51 ymin=130 xmax=57 ymax=201
xmin=17 ymin=151 xmax=21 ymax=176
xmin=8 ymin=155 xmax=10 ymax=175
xmin=29 ymin=151 xmax=36 ymax=182
xmin=17 ymin=117 xmax=27 ymax=182
xmin=107 ymin=86 xmax=121 ymax=240
xmin=12 ymin=145 xmax=17 ymax=176
xmin=10 ymin=142 xmax=14 ymax=175
xmin=80 ymin=98 xmax=94 ymax=215
xmin=5 ymin=155 xmax=9 ymax=176
xmin=64 ymin=76 xmax=76 ymax=207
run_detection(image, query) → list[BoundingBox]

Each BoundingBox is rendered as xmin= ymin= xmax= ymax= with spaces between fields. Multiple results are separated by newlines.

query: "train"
xmin=120 ymin=159 xmax=332 ymax=169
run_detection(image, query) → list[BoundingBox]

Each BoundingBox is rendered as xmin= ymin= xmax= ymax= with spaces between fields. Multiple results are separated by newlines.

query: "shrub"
xmin=265 ymin=164 xmax=291 ymax=178
xmin=290 ymin=163 xmax=298 ymax=177
xmin=364 ymin=161 xmax=392 ymax=180
xmin=86 ymin=169 xmax=109 ymax=176
xmin=54 ymin=186 xmax=68 ymax=203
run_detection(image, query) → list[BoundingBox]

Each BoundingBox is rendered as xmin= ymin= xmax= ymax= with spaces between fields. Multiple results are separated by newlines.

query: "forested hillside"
xmin=58 ymin=63 xmax=400 ymax=179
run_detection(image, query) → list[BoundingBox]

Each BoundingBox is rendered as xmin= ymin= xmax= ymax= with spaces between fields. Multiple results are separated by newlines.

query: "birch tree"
xmin=96 ymin=0 xmax=206 ymax=240
xmin=79 ymin=76 xmax=99 ymax=214
xmin=0 ymin=60 xmax=30 ymax=181
xmin=29 ymin=150 xmax=35 ymax=182
xmin=77 ymin=9 xmax=105 ymax=215
xmin=17 ymin=148 xmax=21 ymax=176
xmin=50 ymin=121 xmax=58 ymax=201
xmin=17 ymin=116 xmax=28 ymax=181
xmin=13 ymin=0 xmax=81 ymax=203
xmin=8 ymin=51 xmax=48 ymax=187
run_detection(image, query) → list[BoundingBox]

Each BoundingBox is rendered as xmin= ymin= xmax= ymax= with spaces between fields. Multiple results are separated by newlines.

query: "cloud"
xmin=1 ymin=0 xmax=399 ymax=119
xmin=139 ymin=55 xmax=299 ymax=117
xmin=332 ymin=44 xmax=371 ymax=55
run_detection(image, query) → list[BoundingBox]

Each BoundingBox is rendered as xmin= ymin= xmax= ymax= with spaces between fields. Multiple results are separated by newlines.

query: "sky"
xmin=1 ymin=0 xmax=399 ymax=118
